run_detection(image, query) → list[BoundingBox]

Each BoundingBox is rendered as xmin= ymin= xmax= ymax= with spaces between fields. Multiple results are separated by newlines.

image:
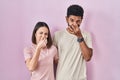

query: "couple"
xmin=24 ymin=4 xmax=93 ymax=80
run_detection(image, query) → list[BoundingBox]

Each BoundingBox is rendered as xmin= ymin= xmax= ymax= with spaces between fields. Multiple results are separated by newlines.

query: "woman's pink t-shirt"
xmin=24 ymin=45 xmax=58 ymax=80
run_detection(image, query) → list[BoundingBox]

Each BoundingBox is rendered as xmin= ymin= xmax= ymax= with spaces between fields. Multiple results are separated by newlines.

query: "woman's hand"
xmin=36 ymin=39 xmax=47 ymax=50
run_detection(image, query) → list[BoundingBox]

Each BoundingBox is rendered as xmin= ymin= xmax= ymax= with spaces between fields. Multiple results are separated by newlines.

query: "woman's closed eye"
xmin=39 ymin=32 xmax=43 ymax=34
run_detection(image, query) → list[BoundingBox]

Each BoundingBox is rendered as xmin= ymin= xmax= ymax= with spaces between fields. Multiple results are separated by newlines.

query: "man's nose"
xmin=73 ymin=22 xmax=77 ymax=26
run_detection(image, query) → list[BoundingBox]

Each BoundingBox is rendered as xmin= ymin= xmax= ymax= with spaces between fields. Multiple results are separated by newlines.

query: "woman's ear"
xmin=35 ymin=33 xmax=37 ymax=38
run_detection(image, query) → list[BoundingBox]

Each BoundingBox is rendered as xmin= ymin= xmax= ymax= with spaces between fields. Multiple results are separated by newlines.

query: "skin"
xmin=26 ymin=26 xmax=48 ymax=71
xmin=66 ymin=15 xmax=93 ymax=61
xmin=35 ymin=27 xmax=48 ymax=45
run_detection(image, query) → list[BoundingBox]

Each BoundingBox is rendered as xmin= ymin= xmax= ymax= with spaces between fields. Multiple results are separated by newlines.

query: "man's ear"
xmin=65 ymin=16 xmax=68 ymax=23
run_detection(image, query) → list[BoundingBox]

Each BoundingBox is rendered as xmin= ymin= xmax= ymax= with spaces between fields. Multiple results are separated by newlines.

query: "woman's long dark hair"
xmin=32 ymin=22 xmax=52 ymax=49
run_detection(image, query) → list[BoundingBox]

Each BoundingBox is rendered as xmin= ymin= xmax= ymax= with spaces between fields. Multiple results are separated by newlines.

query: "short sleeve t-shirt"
xmin=53 ymin=30 xmax=92 ymax=80
xmin=24 ymin=45 xmax=58 ymax=80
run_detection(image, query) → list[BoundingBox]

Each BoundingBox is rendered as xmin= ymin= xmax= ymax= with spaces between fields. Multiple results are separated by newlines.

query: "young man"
xmin=53 ymin=5 xmax=93 ymax=80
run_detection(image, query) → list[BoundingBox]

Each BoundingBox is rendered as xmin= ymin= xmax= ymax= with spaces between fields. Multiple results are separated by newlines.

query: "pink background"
xmin=0 ymin=0 xmax=120 ymax=80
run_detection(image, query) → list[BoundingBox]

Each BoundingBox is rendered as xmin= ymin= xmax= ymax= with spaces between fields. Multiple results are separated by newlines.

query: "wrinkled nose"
xmin=40 ymin=34 xmax=45 ymax=40
xmin=42 ymin=34 xmax=47 ymax=39
xmin=73 ymin=22 xmax=77 ymax=27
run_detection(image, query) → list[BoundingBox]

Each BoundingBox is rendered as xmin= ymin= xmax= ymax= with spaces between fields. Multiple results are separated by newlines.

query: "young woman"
xmin=24 ymin=22 xmax=58 ymax=80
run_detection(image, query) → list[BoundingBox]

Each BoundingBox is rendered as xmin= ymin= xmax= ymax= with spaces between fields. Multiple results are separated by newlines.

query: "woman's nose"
xmin=42 ymin=34 xmax=47 ymax=39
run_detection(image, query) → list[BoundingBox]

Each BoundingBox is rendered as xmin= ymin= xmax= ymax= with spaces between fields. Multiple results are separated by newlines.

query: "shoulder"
xmin=81 ymin=30 xmax=92 ymax=43
xmin=49 ymin=45 xmax=58 ymax=53
xmin=81 ymin=30 xmax=91 ymax=37
xmin=54 ymin=30 xmax=66 ymax=40
xmin=24 ymin=45 xmax=34 ymax=54
xmin=50 ymin=45 xmax=57 ymax=50
xmin=82 ymin=30 xmax=89 ymax=35
xmin=48 ymin=45 xmax=58 ymax=55
xmin=54 ymin=30 xmax=66 ymax=36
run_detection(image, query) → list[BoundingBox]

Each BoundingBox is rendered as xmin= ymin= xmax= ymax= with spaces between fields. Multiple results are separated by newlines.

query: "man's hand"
xmin=67 ymin=25 xmax=82 ymax=38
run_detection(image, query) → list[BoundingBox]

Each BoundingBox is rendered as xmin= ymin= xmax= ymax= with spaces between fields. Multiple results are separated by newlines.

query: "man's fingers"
xmin=67 ymin=27 xmax=74 ymax=34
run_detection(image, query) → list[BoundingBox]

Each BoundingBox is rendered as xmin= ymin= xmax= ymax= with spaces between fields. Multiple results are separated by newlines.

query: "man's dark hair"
xmin=67 ymin=4 xmax=84 ymax=19
xmin=32 ymin=22 xmax=52 ymax=49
